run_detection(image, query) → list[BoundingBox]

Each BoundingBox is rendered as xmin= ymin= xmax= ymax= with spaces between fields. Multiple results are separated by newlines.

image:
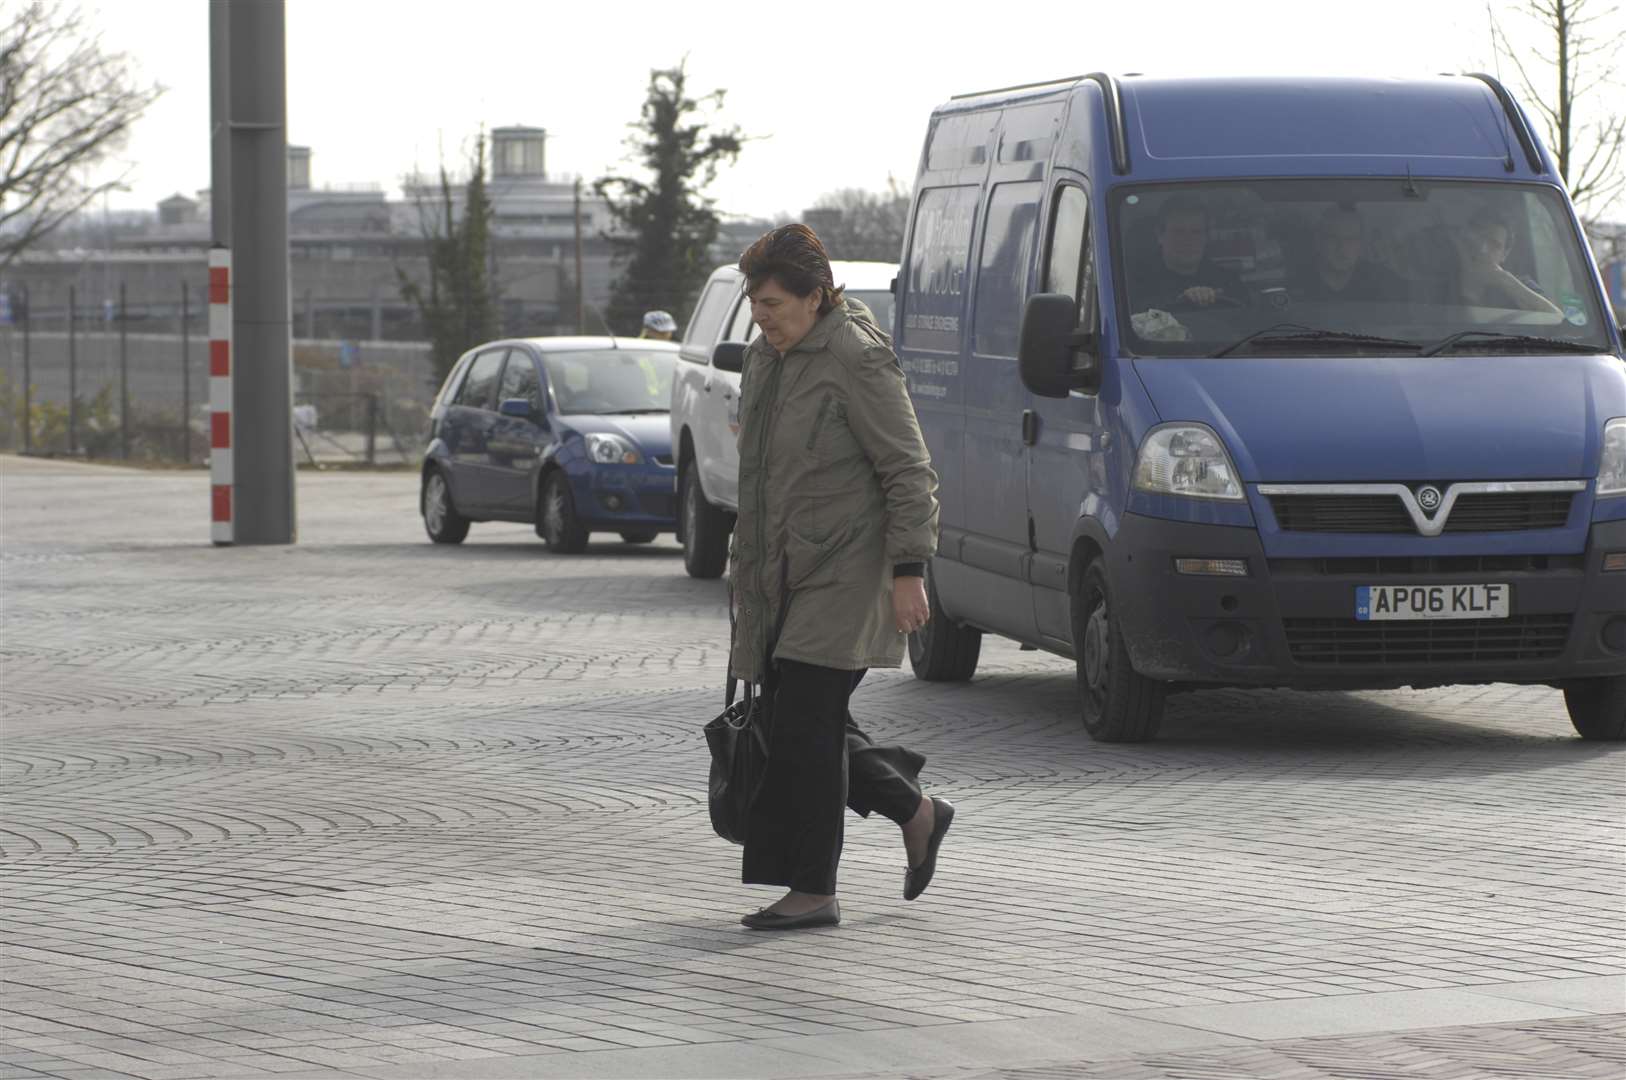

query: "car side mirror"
xmin=712 ymin=341 xmax=747 ymax=374
xmin=1019 ymin=293 xmax=1100 ymax=398
xmin=498 ymin=397 xmax=535 ymax=420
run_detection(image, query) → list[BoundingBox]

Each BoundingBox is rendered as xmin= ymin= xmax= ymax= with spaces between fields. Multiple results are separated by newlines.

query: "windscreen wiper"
xmin=1211 ymin=323 xmax=1421 ymax=358
xmin=601 ymin=408 xmax=669 ymax=415
xmin=1419 ymin=330 xmax=1603 ymax=357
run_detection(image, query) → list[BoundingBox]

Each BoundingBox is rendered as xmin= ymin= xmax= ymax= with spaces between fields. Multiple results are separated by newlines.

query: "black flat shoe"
xmin=903 ymin=797 xmax=955 ymax=901
xmin=740 ymin=899 xmax=841 ymax=930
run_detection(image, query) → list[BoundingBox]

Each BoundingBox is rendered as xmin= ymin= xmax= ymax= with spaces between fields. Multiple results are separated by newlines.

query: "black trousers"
xmin=742 ymin=659 xmax=926 ymax=895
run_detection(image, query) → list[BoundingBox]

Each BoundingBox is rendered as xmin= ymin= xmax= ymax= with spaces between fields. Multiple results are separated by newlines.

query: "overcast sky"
xmin=78 ymin=0 xmax=1622 ymax=222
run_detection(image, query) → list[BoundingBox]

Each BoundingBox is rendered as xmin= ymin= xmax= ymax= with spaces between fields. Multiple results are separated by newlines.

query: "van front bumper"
xmin=1107 ymin=512 xmax=1626 ymax=690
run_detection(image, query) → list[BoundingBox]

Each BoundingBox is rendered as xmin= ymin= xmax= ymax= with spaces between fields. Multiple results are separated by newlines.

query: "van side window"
xmin=725 ymin=296 xmax=758 ymax=343
xmin=901 ymin=185 xmax=979 ymax=353
xmin=972 ymin=181 xmax=1042 ymax=357
xmin=1045 ymin=185 xmax=1098 ymax=361
xmin=456 ymin=349 xmax=507 ymax=411
xmin=684 ymin=282 xmax=735 ymax=352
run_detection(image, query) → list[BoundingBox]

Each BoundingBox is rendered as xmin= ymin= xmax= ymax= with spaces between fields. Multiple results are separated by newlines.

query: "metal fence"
xmin=0 ymin=280 xmax=437 ymax=466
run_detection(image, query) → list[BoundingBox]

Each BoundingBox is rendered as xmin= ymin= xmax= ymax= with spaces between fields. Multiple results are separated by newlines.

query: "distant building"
xmin=5 ymin=131 xmax=779 ymax=341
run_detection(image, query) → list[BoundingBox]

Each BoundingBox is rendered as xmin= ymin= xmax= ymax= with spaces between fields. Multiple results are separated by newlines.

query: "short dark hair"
xmin=1156 ymin=194 xmax=1208 ymax=231
xmin=738 ymin=224 xmax=845 ymax=315
xmin=1468 ymin=207 xmax=1511 ymax=235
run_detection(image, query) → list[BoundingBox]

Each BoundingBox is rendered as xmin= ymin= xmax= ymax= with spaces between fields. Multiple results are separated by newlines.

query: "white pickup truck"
xmin=670 ymin=260 xmax=899 ymax=577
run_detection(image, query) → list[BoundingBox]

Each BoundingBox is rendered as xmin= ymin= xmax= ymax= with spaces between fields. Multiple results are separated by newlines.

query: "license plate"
xmin=1356 ymin=584 xmax=1510 ymax=621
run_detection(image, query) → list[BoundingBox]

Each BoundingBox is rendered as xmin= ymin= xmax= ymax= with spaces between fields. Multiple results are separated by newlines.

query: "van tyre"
xmin=422 ymin=468 xmax=469 ymax=545
xmin=1074 ymin=557 xmax=1165 ymax=742
xmin=909 ymin=563 xmax=981 ymax=681
xmin=538 ymin=471 xmax=589 ymax=554
xmin=680 ymin=464 xmax=731 ymax=579
xmin=1564 ymin=676 xmax=1626 ymax=741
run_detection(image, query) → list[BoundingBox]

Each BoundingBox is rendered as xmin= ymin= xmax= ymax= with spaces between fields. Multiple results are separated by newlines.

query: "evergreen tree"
xmin=596 ymin=62 xmax=743 ymax=335
xmin=400 ymin=135 xmax=499 ymax=385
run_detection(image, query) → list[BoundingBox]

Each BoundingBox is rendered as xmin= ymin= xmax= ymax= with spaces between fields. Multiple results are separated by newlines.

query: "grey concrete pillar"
xmin=227 ymin=0 xmax=295 ymax=543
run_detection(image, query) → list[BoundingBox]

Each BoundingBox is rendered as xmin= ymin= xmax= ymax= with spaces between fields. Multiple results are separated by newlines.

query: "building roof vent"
xmin=288 ymin=145 xmax=312 ymax=191
xmin=492 ymin=126 xmax=547 ymax=179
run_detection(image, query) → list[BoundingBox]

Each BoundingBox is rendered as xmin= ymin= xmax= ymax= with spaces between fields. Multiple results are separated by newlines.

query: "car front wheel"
xmin=537 ymin=471 xmax=588 ymax=553
xmin=1565 ymin=676 xmax=1626 ymax=741
xmin=680 ymin=464 xmax=731 ymax=579
xmin=422 ymin=469 xmax=469 ymax=545
xmin=1074 ymin=556 xmax=1165 ymax=742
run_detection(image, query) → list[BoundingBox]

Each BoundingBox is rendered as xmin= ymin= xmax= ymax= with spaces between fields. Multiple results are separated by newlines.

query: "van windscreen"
xmin=1112 ymin=180 xmax=1610 ymax=357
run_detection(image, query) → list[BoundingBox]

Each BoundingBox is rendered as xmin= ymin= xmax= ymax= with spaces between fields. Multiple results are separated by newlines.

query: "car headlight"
xmin=1133 ymin=423 xmax=1244 ymax=501
xmin=1601 ymin=418 xmax=1626 ymax=497
xmin=585 ymin=433 xmax=641 ymax=465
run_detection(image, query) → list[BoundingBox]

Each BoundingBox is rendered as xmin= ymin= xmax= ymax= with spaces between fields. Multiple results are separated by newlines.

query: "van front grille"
xmin=1268 ymin=491 xmax=1574 ymax=534
xmin=1268 ymin=554 xmax=1585 ymax=577
xmin=1284 ymin=614 xmax=1572 ymax=665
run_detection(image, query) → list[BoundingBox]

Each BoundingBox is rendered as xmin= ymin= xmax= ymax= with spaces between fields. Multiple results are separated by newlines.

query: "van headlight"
xmin=1601 ymin=418 xmax=1626 ymax=497
xmin=585 ymin=433 xmax=641 ymax=465
xmin=1133 ymin=423 xmax=1244 ymax=501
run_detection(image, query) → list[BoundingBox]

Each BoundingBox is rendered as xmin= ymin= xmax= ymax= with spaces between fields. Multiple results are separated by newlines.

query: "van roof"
xmin=930 ymin=74 xmax=1554 ymax=183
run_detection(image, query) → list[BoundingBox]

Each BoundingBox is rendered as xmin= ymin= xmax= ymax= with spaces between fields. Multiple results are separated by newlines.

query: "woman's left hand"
xmin=893 ymin=576 xmax=930 ymax=634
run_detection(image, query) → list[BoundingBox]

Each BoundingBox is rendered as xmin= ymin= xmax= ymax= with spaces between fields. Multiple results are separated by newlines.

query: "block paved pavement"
xmin=1 ymin=454 xmax=1621 ymax=1080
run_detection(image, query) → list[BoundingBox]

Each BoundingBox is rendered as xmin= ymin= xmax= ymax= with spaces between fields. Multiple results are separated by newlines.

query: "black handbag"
xmin=704 ymin=675 xmax=771 ymax=845
xmin=704 ymin=579 xmax=789 ymax=845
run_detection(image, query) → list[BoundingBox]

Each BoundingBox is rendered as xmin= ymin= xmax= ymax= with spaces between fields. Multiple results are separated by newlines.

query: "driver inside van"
xmin=1129 ymin=195 xmax=1246 ymax=312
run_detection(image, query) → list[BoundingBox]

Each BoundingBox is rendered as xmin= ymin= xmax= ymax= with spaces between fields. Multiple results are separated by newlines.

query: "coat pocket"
xmin=784 ymin=520 xmax=859 ymax=590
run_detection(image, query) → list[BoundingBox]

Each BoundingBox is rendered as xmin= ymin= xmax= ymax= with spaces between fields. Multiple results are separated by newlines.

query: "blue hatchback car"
xmin=420 ymin=337 xmax=681 ymax=551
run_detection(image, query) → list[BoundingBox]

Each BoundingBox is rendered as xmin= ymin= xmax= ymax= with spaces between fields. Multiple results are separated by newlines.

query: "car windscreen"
xmin=1111 ymin=179 xmax=1611 ymax=357
xmin=543 ymin=350 xmax=676 ymax=415
xmin=848 ymin=289 xmax=895 ymax=334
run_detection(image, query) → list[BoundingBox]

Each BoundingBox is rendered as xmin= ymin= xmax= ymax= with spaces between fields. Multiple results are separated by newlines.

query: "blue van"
xmin=896 ymin=74 xmax=1626 ymax=742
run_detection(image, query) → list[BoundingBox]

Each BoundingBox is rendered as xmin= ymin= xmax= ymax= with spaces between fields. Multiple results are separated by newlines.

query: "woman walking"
xmin=728 ymin=224 xmax=954 ymax=930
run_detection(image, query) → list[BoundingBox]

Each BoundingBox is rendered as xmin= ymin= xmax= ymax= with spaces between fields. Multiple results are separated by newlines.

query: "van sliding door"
xmin=959 ymin=180 xmax=1043 ymax=638
xmin=1028 ymin=181 xmax=1105 ymax=649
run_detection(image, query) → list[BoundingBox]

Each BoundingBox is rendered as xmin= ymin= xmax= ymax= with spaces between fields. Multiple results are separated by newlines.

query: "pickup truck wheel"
xmin=909 ymin=563 xmax=981 ymax=681
xmin=680 ymin=465 xmax=730 ymax=579
xmin=1074 ymin=557 xmax=1165 ymax=742
xmin=538 ymin=471 xmax=589 ymax=554
xmin=1564 ymin=676 xmax=1626 ymax=741
xmin=421 ymin=469 xmax=469 ymax=545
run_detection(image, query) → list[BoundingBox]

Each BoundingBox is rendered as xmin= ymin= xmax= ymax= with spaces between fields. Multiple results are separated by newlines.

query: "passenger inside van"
xmin=1126 ymin=195 xmax=1248 ymax=312
xmin=1292 ymin=206 xmax=1405 ymax=303
xmin=1451 ymin=209 xmax=1561 ymax=314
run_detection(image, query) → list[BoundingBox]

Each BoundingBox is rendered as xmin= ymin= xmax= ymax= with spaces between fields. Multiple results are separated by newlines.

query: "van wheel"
xmin=1074 ymin=557 xmax=1165 ymax=742
xmin=538 ymin=471 xmax=588 ymax=553
xmin=909 ymin=563 xmax=981 ymax=681
xmin=422 ymin=469 xmax=469 ymax=545
xmin=1565 ymin=676 xmax=1626 ymax=741
xmin=680 ymin=463 xmax=731 ymax=579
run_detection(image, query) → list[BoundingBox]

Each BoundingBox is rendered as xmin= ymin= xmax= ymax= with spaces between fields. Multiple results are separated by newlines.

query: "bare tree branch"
xmin=1491 ymin=0 xmax=1625 ymax=218
xmin=0 ymin=1 xmax=163 ymax=270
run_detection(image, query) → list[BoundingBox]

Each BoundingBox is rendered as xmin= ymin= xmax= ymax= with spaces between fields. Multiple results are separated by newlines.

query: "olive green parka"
xmin=728 ymin=298 xmax=940 ymax=683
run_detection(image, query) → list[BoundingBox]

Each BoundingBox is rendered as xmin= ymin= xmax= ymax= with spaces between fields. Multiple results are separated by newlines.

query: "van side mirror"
xmin=498 ymin=397 xmax=535 ymax=420
xmin=1019 ymin=293 xmax=1100 ymax=398
xmin=712 ymin=341 xmax=747 ymax=374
